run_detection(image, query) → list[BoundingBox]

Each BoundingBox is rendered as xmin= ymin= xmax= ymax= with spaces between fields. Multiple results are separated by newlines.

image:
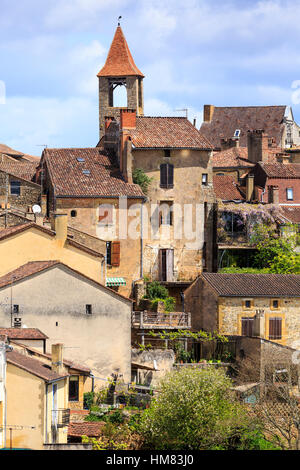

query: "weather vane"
xmin=118 ymin=16 xmax=122 ymax=26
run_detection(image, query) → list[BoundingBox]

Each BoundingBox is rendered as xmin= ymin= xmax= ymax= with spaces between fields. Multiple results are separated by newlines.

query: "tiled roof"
xmin=97 ymin=26 xmax=144 ymax=78
xmin=280 ymin=206 xmax=300 ymax=223
xmin=213 ymin=147 xmax=254 ymax=168
xmin=68 ymin=422 xmax=104 ymax=437
xmin=259 ymin=162 xmax=300 ymax=178
xmin=0 ymin=259 xmax=132 ymax=303
xmin=0 ymin=159 xmax=38 ymax=183
xmin=44 ymin=148 xmax=144 ymax=198
xmin=131 ymin=117 xmax=213 ymax=149
xmin=213 ymin=174 xmax=245 ymax=201
xmin=200 ymin=106 xmax=286 ymax=148
xmin=202 ymin=272 xmax=300 ymax=297
xmin=0 ymin=223 xmax=103 ymax=258
xmin=0 ymin=328 xmax=48 ymax=340
xmin=0 ymin=143 xmax=40 ymax=163
xmin=6 ymin=349 xmax=68 ymax=382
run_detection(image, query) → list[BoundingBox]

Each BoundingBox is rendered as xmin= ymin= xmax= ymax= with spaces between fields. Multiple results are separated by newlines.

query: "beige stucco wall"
xmin=0 ymin=226 xmax=104 ymax=283
xmin=132 ymin=148 xmax=215 ymax=280
xmin=45 ymin=378 xmax=68 ymax=445
xmin=0 ymin=265 xmax=132 ymax=385
xmin=218 ymin=296 xmax=300 ymax=347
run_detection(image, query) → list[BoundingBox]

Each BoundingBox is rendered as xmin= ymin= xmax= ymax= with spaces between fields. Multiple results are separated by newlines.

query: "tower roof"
xmin=97 ymin=26 xmax=144 ymax=78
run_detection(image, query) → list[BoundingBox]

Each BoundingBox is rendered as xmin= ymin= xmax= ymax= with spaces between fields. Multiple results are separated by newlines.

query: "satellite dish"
xmin=32 ymin=205 xmax=41 ymax=214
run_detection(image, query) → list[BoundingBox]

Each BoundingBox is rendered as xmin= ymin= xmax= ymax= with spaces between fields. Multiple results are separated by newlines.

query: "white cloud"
xmin=0 ymin=96 xmax=99 ymax=155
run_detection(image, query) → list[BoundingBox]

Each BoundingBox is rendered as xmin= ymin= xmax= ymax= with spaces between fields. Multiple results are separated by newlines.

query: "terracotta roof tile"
xmin=213 ymin=147 xmax=254 ymax=168
xmin=131 ymin=117 xmax=213 ymax=149
xmin=0 ymin=260 xmax=59 ymax=288
xmin=259 ymin=162 xmax=300 ymax=178
xmin=6 ymin=349 xmax=68 ymax=382
xmin=0 ymin=328 xmax=48 ymax=340
xmin=200 ymin=106 xmax=286 ymax=148
xmin=44 ymin=148 xmax=144 ymax=198
xmin=202 ymin=272 xmax=300 ymax=297
xmin=0 ymin=159 xmax=38 ymax=183
xmin=68 ymin=422 xmax=104 ymax=437
xmin=213 ymin=174 xmax=245 ymax=201
xmin=97 ymin=26 xmax=144 ymax=78
xmin=280 ymin=206 xmax=300 ymax=223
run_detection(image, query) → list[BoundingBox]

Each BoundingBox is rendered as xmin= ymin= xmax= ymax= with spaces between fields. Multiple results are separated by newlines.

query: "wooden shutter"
xmin=111 ymin=241 xmax=120 ymax=267
xmin=241 ymin=317 xmax=253 ymax=337
xmin=160 ymin=164 xmax=167 ymax=188
xmin=167 ymin=164 xmax=174 ymax=188
xmin=269 ymin=318 xmax=282 ymax=340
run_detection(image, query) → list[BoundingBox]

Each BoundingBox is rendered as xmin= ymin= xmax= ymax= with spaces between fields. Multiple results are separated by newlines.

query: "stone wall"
xmin=132 ymin=348 xmax=175 ymax=387
xmin=0 ymin=171 xmax=41 ymax=211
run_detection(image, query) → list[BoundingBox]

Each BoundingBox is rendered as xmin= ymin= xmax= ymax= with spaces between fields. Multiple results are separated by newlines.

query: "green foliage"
xmin=105 ymin=410 xmax=126 ymax=424
xmin=148 ymin=329 xmax=228 ymax=343
xmin=133 ymin=168 xmax=153 ymax=195
xmin=145 ymin=281 xmax=169 ymax=300
xmin=138 ymin=367 xmax=258 ymax=450
xmin=150 ymin=296 xmax=176 ymax=312
xmin=220 ymin=267 xmax=271 ymax=274
xmin=83 ymin=391 xmax=95 ymax=410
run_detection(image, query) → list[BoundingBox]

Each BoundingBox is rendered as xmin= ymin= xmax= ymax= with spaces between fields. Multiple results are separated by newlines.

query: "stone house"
xmin=184 ymin=272 xmax=300 ymax=348
xmin=0 ymin=260 xmax=132 ymax=384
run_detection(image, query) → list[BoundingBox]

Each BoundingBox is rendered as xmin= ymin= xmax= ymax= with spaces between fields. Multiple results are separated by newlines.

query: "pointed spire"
xmin=97 ymin=26 xmax=144 ymax=78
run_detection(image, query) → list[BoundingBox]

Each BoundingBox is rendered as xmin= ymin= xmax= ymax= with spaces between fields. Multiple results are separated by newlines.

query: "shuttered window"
xmin=160 ymin=164 xmax=174 ymax=188
xmin=269 ymin=317 xmax=282 ymax=340
xmin=241 ymin=317 xmax=254 ymax=336
xmin=111 ymin=241 xmax=121 ymax=267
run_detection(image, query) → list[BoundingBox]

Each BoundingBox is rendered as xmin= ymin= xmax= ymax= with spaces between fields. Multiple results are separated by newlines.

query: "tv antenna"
xmin=118 ymin=16 xmax=122 ymax=26
xmin=174 ymin=108 xmax=188 ymax=119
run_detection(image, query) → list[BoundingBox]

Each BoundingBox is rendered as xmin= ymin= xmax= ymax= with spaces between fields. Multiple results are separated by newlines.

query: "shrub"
xmin=145 ymin=281 xmax=169 ymax=300
xmin=133 ymin=168 xmax=153 ymax=195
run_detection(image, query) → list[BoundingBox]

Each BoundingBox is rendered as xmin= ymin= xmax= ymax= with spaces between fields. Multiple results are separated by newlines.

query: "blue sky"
xmin=1 ymin=0 xmax=300 ymax=155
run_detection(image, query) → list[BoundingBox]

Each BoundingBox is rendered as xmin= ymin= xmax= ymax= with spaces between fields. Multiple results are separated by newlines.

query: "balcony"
xmin=132 ymin=311 xmax=191 ymax=330
xmin=51 ymin=409 xmax=70 ymax=428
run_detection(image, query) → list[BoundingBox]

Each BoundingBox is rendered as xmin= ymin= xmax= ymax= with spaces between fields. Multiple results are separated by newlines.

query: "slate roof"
xmin=68 ymin=422 xmax=104 ymax=437
xmin=97 ymin=26 xmax=144 ymax=78
xmin=0 ymin=328 xmax=48 ymax=340
xmin=258 ymin=162 xmax=300 ymax=178
xmin=200 ymin=106 xmax=286 ymax=148
xmin=43 ymin=148 xmax=144 ymax=198
xmin=212 ymin=147 xmax=253 ymax=168
xmin=213 ymin=174 xmax=245 ymax=201
xmin=131 ymin=117 xmax=213 ymax=149
xmin=202 ymin=272 xmax=300 ymax=297
xmin=6 ymin=349 xmax=68 ymax=382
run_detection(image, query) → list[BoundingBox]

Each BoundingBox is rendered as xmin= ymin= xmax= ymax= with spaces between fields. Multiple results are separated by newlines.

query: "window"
xmin=202 ymin=173 xmax=208 ymax=185
xmin=106 ymin=242 xmax=112 ymax=265
xmin=244 ymin=300 xmax=252 ymax=309
xmin=159 ymin=201 xmax=173 ymax=226
xmin=10 ymin=181 xmax=21 ymax=196
xmin=82 ymin=169 xmax=90 ymax=176
xmin=13 ymin=317 xmax=22 ymax=328
xmin=269 ymin=317 xmax=282 ymax=340
xmin=241 ymin=317 xmax=254 ymax=336
xmin=86 ymin=304 xmax=92 ymax=315
xmin=160 ymin=163 xmax=174 ymax=189
xmin=287 ymin=188 xmax=294 ymax=200
xmin=69 ymin=376 xmax=79 ymax=402
xmin=77 ymin=157 xmax=85 ymax=163
xmin=164 ymin=149 xmax=171 ymax=158
xmin=13 ymin=305 xmax=19 ymax=314
xmin=71 ymin=210 xmax=77 ymax=218
xmin=272 ymin=299 xmax=279 ymax=309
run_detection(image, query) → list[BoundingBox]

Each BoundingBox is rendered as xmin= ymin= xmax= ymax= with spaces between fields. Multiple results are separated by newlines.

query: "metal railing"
xmin=132 ymin=311 xmax=191 ymax=329
xmin=51 ymin=409 xmax=70 ymax=428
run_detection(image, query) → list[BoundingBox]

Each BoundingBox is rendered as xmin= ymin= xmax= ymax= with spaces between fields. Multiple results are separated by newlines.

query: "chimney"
xmin=246 ymin=174 xmax=254 ymax=202
xmin=247 ymin=130 xmax=269 ymax=163
xmin=120 ymin=109 xmax=136 ymax=130
xmin=51 ymin=343 xmax=64 ymax=375
xmin=220 ymin=138 xmax=240 ymax=150
xmin=50 ymin=213 xmax=68 ymax=246
xmin=203 ymin=105 xmax=215 ymax=122
xmin=268 ymin=185 xmax=279 ymax=205
xmin=193 ymin=118 xmax=197 ymax=127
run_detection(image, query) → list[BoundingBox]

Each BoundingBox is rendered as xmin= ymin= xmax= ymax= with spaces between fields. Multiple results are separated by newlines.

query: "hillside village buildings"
xmin=2 ymin=24 xmax=300 ymax=449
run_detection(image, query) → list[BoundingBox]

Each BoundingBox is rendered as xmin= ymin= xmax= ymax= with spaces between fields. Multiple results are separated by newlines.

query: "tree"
xmin=138 ymin=367 xmax=261 ymax=450
xmin=133 ymin=168 xmax=153 ymax=195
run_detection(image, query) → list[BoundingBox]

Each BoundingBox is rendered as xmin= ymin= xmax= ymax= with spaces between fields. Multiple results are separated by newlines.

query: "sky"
xmin=1 ymin=0 xmax=300 ymax=156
